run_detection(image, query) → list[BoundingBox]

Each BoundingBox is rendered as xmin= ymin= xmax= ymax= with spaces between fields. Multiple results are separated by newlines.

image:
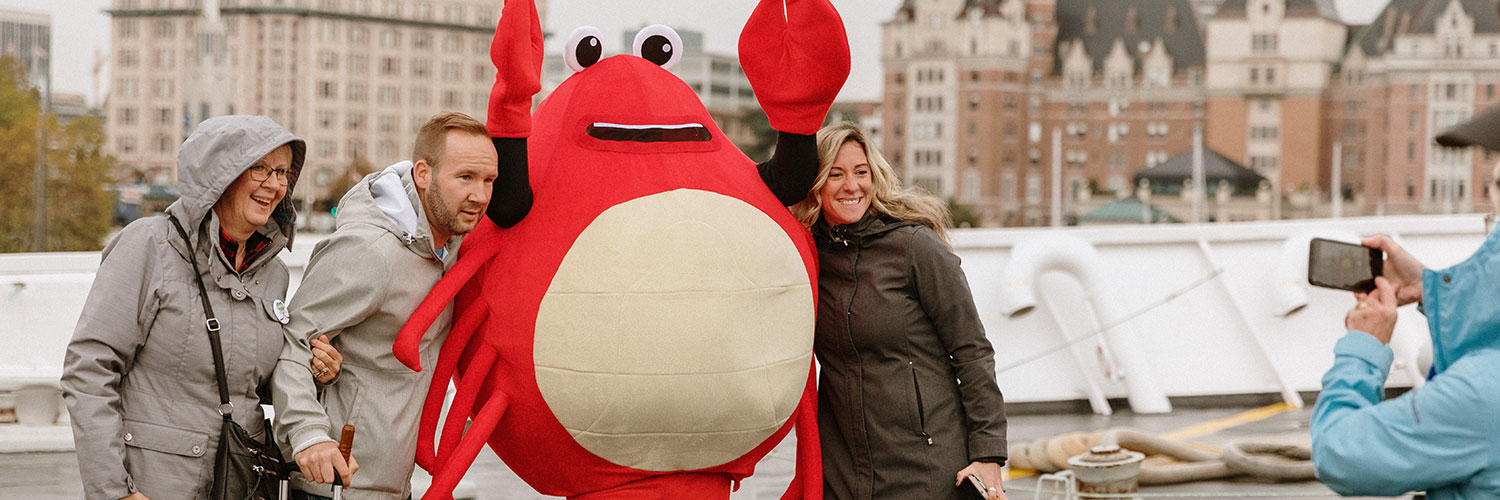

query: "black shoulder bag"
xmin=167 ymin=215 xmax=287 ymax=500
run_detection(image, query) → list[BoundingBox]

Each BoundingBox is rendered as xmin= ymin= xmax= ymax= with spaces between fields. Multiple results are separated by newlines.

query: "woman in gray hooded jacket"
xmin=61 ymin=115 xmax=341 ymax=500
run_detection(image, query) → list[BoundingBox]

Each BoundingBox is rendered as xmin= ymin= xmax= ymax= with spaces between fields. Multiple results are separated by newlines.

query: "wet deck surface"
xmin=0 ymin=404 xmax=1412 ymax=499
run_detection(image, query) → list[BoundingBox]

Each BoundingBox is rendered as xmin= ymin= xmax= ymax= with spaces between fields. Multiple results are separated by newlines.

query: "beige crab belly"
xmin=533 ymin=189 xmax=814 ymax=472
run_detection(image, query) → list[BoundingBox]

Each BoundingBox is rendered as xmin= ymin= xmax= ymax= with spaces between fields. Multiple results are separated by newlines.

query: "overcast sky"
xmin=10 ymin=0 xmax=1387 ymax=106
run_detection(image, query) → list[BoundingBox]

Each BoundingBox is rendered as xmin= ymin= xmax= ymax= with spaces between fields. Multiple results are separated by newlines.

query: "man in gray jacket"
xmin=272 ymin=112 xmax=498 ymax=500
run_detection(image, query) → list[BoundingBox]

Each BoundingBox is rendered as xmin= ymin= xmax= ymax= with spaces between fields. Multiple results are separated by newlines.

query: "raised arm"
xmin=482 ymin=0 xmax=542 ymax=228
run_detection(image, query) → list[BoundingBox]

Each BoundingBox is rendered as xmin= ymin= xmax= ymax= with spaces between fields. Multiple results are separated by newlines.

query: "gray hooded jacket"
xmin=272 ymin=161 xmax=459 ymax=500
xmin=61 ymin=116 xmax=305 ymax=500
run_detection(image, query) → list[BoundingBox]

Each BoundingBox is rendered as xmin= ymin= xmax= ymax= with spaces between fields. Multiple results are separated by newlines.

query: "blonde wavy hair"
xmin=790 ymin=122 xmax=951 ymax=242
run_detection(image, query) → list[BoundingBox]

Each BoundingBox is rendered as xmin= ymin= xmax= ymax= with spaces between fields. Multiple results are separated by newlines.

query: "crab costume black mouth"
xmin=587 ymin=122 xmax=713 ymax=143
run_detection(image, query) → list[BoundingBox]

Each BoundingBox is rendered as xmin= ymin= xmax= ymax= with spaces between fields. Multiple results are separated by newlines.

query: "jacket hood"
xmin=336 ymin=161 xmax=455 ymax=262
xmin=1425 ymin=226 xmax=1500 ymax=375
xmin=165 ymin=115 xmax=306 ymax=250
xmin=813 ymin=211 xmax=922 ymax=248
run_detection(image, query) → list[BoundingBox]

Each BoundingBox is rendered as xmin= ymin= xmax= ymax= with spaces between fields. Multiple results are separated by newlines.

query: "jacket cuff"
xmin=973 ymin=456 xmax=1007 ymax=467
xmin=967 ymin=436 xmax=1008 ymax=463
xmin=289 ymin=426 xmax=334 ymax=456
xmin=1335 ymin=331 xmax=1394 ymax=375
xmin=85 ymin=475 xmax=135 ymax=500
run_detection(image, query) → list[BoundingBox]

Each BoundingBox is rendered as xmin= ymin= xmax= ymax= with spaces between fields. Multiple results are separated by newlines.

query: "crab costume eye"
xmin=633 ymin=24 xmax=682 ymax=70
xmin=566 ymin=26 xmax=605 ymax=72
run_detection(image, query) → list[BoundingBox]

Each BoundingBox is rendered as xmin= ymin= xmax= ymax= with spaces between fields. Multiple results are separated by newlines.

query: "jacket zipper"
xmin=911 ymin=363 xmax=932 ymax=445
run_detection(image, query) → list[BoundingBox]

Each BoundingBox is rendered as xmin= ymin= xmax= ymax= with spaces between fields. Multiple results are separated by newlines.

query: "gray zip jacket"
xmin=272 ymin=162 xmax=459 ymax=500
xmin=61 ymin=116 xmax=305 ymax=500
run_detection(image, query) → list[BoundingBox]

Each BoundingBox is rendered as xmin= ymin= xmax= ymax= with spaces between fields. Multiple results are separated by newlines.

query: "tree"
xmin=0 ymin=56 xmax=116 ymax=252
xmin=318 ymin=153 xmax=377 ymax=212
xmin=947 ymin=198 xmax=982 ymax=228
xmin=735 ymin=107 xmax=778 ymax=163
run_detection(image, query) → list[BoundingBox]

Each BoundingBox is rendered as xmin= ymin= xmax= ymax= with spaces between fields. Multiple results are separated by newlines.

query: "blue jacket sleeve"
xmin=1311 ymin=332 xmax=1500 ymax=496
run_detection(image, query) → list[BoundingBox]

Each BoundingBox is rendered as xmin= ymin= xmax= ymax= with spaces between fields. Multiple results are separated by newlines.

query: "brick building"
xmin=1329 ymin=0 xmax=1500 ymax=215
xmin=882 ymin=0 xmax=1213 ymax=226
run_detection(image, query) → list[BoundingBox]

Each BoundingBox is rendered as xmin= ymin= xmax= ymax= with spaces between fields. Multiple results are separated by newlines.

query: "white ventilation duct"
xmin=1000 ymin=233 xmax=1171 ymax=414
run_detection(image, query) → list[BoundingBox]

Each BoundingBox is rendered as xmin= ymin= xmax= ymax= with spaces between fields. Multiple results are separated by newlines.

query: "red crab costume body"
xmin=393 ymin=0 xmax=849 ymax=499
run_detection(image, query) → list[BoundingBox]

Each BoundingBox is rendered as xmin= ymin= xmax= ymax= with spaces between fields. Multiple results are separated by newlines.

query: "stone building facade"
xmin=105 ymin=0 xmax=544 ymax=212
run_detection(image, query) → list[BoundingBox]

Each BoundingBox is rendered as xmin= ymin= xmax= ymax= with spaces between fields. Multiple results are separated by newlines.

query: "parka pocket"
xmin=122 ymin=419 xmax=212 ymax=497
xmin=909 ymin=365 xmax=932 ymax=445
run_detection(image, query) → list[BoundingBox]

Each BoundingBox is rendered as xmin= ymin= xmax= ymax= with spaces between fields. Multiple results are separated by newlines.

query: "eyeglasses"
xmin=247 ymin=164 xmax=294 ymax=184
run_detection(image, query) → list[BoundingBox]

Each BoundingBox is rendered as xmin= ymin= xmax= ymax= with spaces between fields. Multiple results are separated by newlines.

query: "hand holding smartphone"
xmin=967 ymin=474 xmax=990 ymax=497
xmin=1308 ymin=238 xmax=1383 ymax=293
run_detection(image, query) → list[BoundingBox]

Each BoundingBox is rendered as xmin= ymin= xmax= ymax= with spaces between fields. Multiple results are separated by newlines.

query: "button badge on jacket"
xmin=273 ymin=299 xmax=290 ymax=324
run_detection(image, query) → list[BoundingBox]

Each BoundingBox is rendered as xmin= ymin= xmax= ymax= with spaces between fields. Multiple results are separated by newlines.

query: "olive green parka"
xmin=812 ymin=213 xmax=1008 ymax=500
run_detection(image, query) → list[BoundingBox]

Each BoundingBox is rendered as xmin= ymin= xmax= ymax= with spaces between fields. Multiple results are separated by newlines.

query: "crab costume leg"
xmin=780 ymin=361 xmax=822 ymax=500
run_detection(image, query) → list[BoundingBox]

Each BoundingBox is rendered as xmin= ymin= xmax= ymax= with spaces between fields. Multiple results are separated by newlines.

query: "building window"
xmin=443 ymin=62 xmax=461 ymax=81
xmin=411 ymin=60 xmax=430 ymax=78
xmin=1409 ymin=110 xmax=1417 ymax=131
xmin=1265 ymin=67 xmax=1275 ymax=84
xmin=155 ymin=20 xmax=174 ymax=38
xmin=156 ymin=107 xmax=172 ymax=125
xmin=319 ymin=51 xmax=338 ymax=71
xmin=118 ymin=136 xmax=137 ymax=154
xmin=1252 ymin=33 xmax=1278 ymax=53
xmin=318 ymin=81 xmax=336 ymax=99
xmin=347 ymin=83 xmax=366 ymax=103
xmin=119 ymin=19 xmax=139 ymax=38
xmin=381 ymin=57 xmax=399 ymax=75
xmin=349 ymin=54 xmax=368 ymax=74
xmin=963 ymin=170 xmax=980 ymax=203
xmin=154 ymin=78 xmax=173 ymax=99
xmin=1250 ymin=68 xmax=1259 ymax=84
xmin=318 ymin=110 xmax=335 ymax=128
xmin=474 ymin=64 xmax=489 ymax=82
xmin=347 ymin=113 xmax=365 ymax=132
xmin=412 ymin=87 xmax=430 ymax=106
xmin=378 ymin=86 xmax=398 ymax=105
xmin=1408 ymin=142 xmax=1416 ymax=162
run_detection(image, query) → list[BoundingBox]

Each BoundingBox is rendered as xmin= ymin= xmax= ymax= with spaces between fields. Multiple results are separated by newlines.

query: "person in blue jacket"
xmin=1310 ymin=231 xmax=1500 ymax=499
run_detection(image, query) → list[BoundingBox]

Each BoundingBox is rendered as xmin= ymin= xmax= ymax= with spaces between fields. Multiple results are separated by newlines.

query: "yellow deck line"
xmin=1158 ymin=403 xmax=1294 ymax=441
xmin=1003 ymin=402 xmax=1295 ymax=481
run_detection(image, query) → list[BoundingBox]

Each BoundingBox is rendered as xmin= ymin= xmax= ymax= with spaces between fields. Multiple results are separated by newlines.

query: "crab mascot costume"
xmin=392 ymin=0 xmax=849 ymax=498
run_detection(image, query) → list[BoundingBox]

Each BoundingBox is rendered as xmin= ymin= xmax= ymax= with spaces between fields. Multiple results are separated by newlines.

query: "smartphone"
xmin=966 ymin=474 xmax=988 ymax=497
xmin=1307 ymin=238 xmax=1383 ymax=293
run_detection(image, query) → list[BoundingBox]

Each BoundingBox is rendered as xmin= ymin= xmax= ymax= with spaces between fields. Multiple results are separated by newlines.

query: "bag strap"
xmin=166 ymin=215 xmax=236 ymax=422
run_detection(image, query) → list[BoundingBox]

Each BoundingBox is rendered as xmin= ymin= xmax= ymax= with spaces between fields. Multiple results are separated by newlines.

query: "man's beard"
xmin=425 ymin=190 xmax=483 ymax=237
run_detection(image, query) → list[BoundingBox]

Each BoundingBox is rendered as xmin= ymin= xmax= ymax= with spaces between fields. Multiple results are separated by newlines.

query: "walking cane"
xmin=332 ymin=425 xmax=356 ymax=500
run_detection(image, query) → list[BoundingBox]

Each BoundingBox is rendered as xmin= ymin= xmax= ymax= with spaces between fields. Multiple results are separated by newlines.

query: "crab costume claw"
xmin=739 ymin=0 xmax=850 ymax=135
xmin=488 ymin=0 xmax=543 ymax=138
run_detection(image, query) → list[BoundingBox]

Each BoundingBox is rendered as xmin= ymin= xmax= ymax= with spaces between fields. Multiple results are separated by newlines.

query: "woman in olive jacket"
xmin=61 ymin=116 xmax=341 ymax=500
xmin=791 ymin=123 xmax=1009 ymax=500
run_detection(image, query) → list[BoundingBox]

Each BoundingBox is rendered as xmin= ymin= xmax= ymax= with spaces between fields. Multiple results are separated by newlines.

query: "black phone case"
xmin=1307 ymin=238 xmax=1383 ymax=293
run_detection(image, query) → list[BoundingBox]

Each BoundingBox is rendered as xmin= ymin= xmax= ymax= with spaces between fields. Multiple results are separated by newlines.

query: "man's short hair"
xmin=412 ymin=112 xmax=489 ymax=169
